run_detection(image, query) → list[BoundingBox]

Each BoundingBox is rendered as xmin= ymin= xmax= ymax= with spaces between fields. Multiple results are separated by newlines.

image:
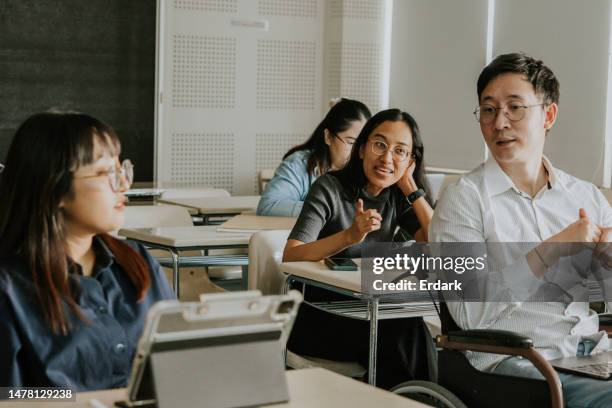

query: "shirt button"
xmin=570 ymin=329 xmax=576 ymax=335
xmin=114 ymin=343 xmax=126 ymax=354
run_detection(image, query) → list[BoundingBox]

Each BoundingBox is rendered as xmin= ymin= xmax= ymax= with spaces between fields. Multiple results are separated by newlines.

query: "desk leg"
xmin=169 ymin=249 xmax=180 ymax=297
xmin=241 ymin=265 xmax=248 ymax=290
xmin=368 ymin=298 xmax=379 ymax=385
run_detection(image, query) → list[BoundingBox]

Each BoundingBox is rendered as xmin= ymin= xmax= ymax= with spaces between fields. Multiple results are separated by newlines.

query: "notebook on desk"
xmin=216 ymin=214 xmax=296 ymax=232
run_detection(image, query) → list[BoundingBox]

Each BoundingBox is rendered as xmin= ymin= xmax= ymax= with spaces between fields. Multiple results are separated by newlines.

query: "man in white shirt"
xmin=429 ymin=52 xmax=612 ymax=407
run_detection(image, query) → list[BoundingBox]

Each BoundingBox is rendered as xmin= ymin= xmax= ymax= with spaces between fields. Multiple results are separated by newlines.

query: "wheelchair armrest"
xmin=437 ymin=331 xmax=564 ymax=408
xmin=446 ymin=329 xmax=533 ymax=349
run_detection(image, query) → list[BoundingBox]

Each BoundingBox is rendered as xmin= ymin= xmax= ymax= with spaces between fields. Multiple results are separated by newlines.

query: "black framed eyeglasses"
xmin=74 ymin=159 xmax=134 ymax=192
xmin=473 ymin=103 xmax=546 ymax=124
xmin=369 ymin=139 xmax=415 ymax=162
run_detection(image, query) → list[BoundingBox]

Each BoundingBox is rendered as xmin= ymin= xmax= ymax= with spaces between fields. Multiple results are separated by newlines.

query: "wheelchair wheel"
xmin=391 ymin=380 xmax=467 ymax=408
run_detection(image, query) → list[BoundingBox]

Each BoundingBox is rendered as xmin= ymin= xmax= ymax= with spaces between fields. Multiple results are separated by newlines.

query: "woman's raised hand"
xmin=346 ymin=198 xmax=382 ymax=244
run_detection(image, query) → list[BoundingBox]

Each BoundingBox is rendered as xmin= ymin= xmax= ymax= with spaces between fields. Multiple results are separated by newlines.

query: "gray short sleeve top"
xmin=288 ymin=173 xmax=420 ymax=258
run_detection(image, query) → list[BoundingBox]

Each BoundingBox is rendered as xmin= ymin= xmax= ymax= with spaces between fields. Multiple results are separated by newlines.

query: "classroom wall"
xmin=388 ymin=0 xmax=489 ymax=171
xmin=3 ymin=1 xmax=611 ymax=188
xmin=493 ymin=0 xmax=612 ymax=186
xmin=389 ymin=0 xmax=612 ymax=187
xmin=0 ymin=0 xmax=156 ymax=182
xmin=155 ymin=0 xmax=392 ymax=194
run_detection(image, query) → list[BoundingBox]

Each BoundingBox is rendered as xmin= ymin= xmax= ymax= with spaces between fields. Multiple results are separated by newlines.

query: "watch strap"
xmin=406 ymin=188 xmax=425 ymax=205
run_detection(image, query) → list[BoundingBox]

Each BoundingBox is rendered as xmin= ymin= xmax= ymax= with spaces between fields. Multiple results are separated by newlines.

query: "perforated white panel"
xmin=172 ymin=35 xmax=236 ymax=108
xmin=174 ymin=0 xmax=237 ymax=13
xmin=330 ymin=0 xmax=382 ymax=20
xmin=328 ymin=42 xmax=381 ymax=112
xmin=256 ymin=40 xmax=317 ymax=110
xmin=258 ymin=0 xmax=317 ymax=18
xmin=254 ymin=133 xmax=306 ymax=192
xmin=170 ymin=133 xmax=235 ymax=191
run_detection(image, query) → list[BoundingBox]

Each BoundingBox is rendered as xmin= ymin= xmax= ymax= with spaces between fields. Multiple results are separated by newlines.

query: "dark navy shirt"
xmin=0 ymin=237 xmax=175 ymax=390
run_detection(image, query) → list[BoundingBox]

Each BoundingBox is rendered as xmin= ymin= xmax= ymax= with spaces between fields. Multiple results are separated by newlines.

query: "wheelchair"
xmin=392 ymin=301 xmax=563 ymax=408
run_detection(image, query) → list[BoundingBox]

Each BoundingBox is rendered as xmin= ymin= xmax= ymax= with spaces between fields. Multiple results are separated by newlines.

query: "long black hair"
xmin=334 ymin=108 xmax=432 ymax=203
xmin=283 ymin=98 xmax=371 ymax=174
xmin=0 ymin=111 xmax=151 ymax=334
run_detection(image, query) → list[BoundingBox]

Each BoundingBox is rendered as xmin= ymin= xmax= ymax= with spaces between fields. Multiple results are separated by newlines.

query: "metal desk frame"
xmin=282 ymin=275 xmax=437 ymax=386
xmin=127 ymin=239 xmax=248 ymax=296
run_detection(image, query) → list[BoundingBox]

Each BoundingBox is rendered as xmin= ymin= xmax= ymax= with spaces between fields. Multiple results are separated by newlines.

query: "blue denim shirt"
xmin=0 ymin=237 xmax=175 ymax=390
xmin=257 ymin=150 xmax=318 ymax=217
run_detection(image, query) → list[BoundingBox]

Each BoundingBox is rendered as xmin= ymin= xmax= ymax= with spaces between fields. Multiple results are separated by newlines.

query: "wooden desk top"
xmin=157 ymin=196 xmax=260 ymax=215
xmin=119 ymin=226 xmax=252 ymax=248
xmin=9 ymin=368 xmax=428 ymax=407
xmin=280 ymin=260 xmax=362 ymax=293
xmin=217 ymin=214 xmax=296 ymax=232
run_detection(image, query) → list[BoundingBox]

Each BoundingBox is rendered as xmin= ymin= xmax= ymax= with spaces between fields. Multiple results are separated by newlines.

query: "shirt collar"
xmin=484 ymin=155 xmax=559 ymax=197
xmin=541 ymin=156 xmax=558 ymax=189
xmin=67 ymin=236 xmax=116 ymax=277
xmin=93 ymin=235 xmax=116 ymax=270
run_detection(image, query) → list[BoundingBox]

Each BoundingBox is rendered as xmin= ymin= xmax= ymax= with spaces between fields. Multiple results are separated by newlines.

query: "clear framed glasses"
xmin=332 ymin=132 xmax=356 ymax=146
xmin=74 ymin=159 xmax=134 ymax=191
xmin=369 ymin=139 xmax=415 ymax=162
xmin=473 ymin=103 xmax=545 ymax=124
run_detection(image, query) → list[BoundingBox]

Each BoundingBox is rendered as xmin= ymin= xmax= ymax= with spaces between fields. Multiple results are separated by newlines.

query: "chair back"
xmin=248 ymin=230 xmax=291 ymax=294
xmin=258 ymin=169 xmax=275 ymax=194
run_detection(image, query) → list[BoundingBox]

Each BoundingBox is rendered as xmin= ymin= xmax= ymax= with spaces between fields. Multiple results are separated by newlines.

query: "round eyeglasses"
xmin=473 ymin=103 xmax=545 ymax=124
xmin=369 ymin=139 xmax=415 ymax=162
xmin=74 ymin=159 xmax=134 ymax=192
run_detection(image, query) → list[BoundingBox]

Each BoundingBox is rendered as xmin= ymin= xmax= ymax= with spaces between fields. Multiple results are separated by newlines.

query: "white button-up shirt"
xmin=429 ymin=156 xmax=612 ymax=370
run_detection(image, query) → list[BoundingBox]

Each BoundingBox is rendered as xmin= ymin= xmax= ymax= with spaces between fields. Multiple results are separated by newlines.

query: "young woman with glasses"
xmin=256 ymin=98 xmax=371 ymax=217
xmin=282 ymin=109 xmax=434 ymax=389
xmin=0 ymin=112 xmax=174 ymax=389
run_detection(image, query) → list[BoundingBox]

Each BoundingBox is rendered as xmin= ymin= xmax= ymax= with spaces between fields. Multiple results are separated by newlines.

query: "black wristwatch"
xmin=405 ymin=188 xmax=425 ymax=205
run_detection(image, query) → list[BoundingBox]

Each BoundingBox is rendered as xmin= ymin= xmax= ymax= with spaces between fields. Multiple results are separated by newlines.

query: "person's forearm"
xmin=398 ymin=178 xmax=434 ymax=241
xmin=526 ymin=240 xmax=564 ymax=279
xmin=283 ymin=231 xmax=354 ymax=262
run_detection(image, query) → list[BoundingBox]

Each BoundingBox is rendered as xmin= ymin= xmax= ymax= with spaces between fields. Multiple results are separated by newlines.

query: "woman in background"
xmin=257 ymin=98 xmax=371 ymax=217
xmin=283 ymin=108 xmax=434 ymax=389
xmin=0 ymin=112 xmax=174 ymax=389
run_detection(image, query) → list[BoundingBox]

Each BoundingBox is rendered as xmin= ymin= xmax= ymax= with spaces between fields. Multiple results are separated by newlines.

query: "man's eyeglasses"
xmin=473 ymin=103 xmax=546 ymax=124
xmin=332 ymin=133 xmax=356 ymax=146
xmin=74 ymin=159 xmax=134 ymax=192
xmin=369 ymin=139 xmax=415 ymax=162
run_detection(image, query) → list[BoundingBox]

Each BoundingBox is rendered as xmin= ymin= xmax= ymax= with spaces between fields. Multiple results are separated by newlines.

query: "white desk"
xmin=158 ymin=196 xmax=261 ymax=224
xmin=280 ymin=261 xmax=437 ymax=385
xmin=119 ymin=226 xmax=252 ymax=295
xmin=217 ymin=214 xmax=296 ymax=232
xmin=13 ymin=368 xmax=428 ymax=407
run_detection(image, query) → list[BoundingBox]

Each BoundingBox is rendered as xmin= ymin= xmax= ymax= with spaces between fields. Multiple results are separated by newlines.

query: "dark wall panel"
xmin=0 ymin=0 xmax=156 ymax=181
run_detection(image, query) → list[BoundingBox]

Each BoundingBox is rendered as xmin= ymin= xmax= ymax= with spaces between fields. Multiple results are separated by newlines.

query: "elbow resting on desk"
xmin=283 ymin=230 xmax=354 ymax=262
